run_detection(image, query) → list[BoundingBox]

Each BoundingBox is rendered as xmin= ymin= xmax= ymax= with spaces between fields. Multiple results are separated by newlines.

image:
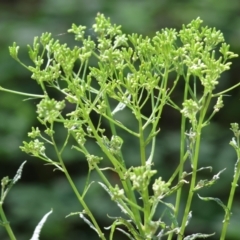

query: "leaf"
xmin=1 ymin=161 xmax=27 ymax=203
xmin=13 ymin=161 xmax=27 ymax=184
xmin=30 ymin=209 xmax=53 ymax=240
xmin=79 ymin=213 xmax=99 ymax=236
xmin=116 ymin=228 xmax=135 ymax=240
xmin=194 ymin=168 xmax=226 ymax=191
xmin=98 ymin=182 xmax=132 ymax=217
xmin=185 ymin=211 xmax=192 ymax=227
xmin=183 ymin=232 xmax=215 ymax=240
xmin=197 ymin=194 xmax=228 ymax=213
xmin=112 ymin=94 xmax=131 ymax=115
xmin=105 ymin=216 xmax=139 ymax=240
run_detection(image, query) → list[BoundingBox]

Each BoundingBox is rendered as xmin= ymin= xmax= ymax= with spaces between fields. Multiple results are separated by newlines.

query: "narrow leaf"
xmin=197 ymin=194 xmax=228 ymax=212
xmin=79 ymin=213 xmax=99 ymax=236
xmin=185 ymin=211 xmax=192 ymax=227
xmin=112 ymin=94 xmax=131 ymax=115
xmin=116 ymin=228 xmax=135 ymax=240
xmin=98 ymin=182 xmax=131 ymax=216
xmin=183 ymin=232 xmax=215 ymax=240
xmin=13 ymin=161 xmax=27 ymax=184
xmin=30 ymin=209 xmax=53 ymax=240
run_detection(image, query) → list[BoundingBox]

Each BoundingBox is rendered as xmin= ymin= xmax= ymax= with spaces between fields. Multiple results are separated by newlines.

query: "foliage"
xmin=1 ymin=13 xmax=240 ymax=240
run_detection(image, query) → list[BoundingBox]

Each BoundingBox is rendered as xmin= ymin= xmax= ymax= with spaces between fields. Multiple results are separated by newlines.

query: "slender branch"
xmin=0 ymin=205 xmax=17 ymax=240
xmin=0 ymin=86 xmax=44 ymax=98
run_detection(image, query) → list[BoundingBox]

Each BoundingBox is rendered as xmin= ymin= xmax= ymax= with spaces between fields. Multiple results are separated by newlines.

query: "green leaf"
xmin=197 ymin=194 xmax=228 ymax=213
xmin=183 ymin=232 xmax=215 ymax=240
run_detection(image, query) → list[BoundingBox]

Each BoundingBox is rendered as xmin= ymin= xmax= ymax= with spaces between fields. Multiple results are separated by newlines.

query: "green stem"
xmin=177 ymin=134 xmax=201 ymax=239
xmin=0 ymin=86 xmax=44 ymax=99
xmin=212 ymin=82 xmax=240 ymax=97
xmin=77 ymin=96 xmax=144 ymax=235
xmin=50 ymin=128 xmax=106 ymax=240
xmin=102 ymin=112 xmax=139 ymax=137
xmin=168 ymin=75 xmax=189 ymax=240
xmin=178 ymin=94 xmax=211 ymax=239
xmin=139 ymin=116 xmax=151 ymax=225
xmin=64 ymin=165 xmax=106 ymax=239
xmin=167 ymin=152 xmax=188 ymax=185
xmin=104 ymin=95 xmax=143 ymax=218
xmin=220 ymin=154 xmax=240 ymax=239
xmin=94 ymin=166 xmax=138 ymax=219
xmin=0 ymin=205 xmax=17 ymax=240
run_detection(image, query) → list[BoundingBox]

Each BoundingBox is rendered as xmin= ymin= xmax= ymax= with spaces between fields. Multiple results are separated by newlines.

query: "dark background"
xmin=0 ymin=1 xmax=240 ymax=239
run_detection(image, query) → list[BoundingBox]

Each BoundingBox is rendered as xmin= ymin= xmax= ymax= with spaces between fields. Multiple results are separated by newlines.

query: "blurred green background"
xmin=0 ymin=0 xmax=240 ymax=239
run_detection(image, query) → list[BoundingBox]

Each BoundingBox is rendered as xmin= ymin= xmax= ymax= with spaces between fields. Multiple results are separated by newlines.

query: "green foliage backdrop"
xmin=0 ymin=1 xmax=240 ymax=239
